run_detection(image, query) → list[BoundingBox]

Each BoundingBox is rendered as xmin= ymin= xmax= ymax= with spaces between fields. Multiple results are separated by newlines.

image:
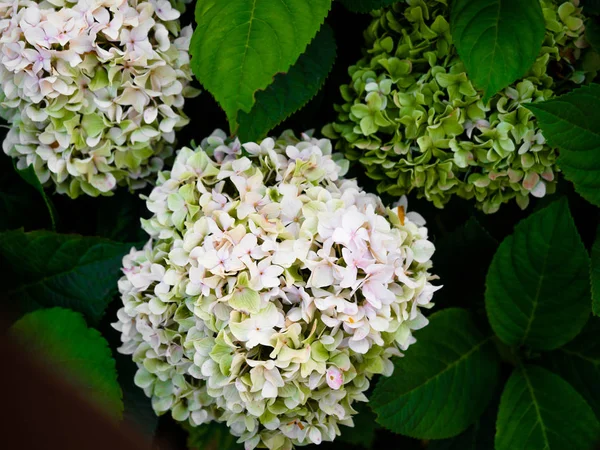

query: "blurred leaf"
xmin=539 ymin=317 xmax=600 ymax=420
xmin=583 ymin=0 xmax=600 ymax=15
xmin=370 ymin=308 xmax=500 ymax=439
xmin=14 ymin=163 xmax=57 ymax=231
xmin=527 ymin=84 xmax=600 ymax=207
xmin=485 ymin=198 xmax=590 ymax=351
xmin=9 ymin=307 xmax=123 ymax=418
xmin=451 ymin=0 xmax=545 ymax=102
xmin=0 ymin=229 xmax=132 ymax=323
xmin=496 ymin=365 xmax=600 ymax=450
xmin=190 ymin=0 xmax=332 ymax=130
xmin=237 ymin=24 xmax=336 ymax=142
xmin=587 ymin=19 xmax=600 ymax=52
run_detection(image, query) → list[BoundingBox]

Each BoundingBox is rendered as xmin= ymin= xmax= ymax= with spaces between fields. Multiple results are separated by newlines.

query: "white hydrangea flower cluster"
xmin=0 ymin=0 xmax=199 ymax=197
xmin=114 ymin=129 xmax=440 ymax=450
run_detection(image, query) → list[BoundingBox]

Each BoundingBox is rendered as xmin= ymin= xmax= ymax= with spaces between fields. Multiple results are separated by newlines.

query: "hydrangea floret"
xmin=113 ymin=129 xmax=440 ymax=450
xmin=0 ymin=0 xmax=199 ymax=197
xmin=324 ymin=0 xmax=589 ymax=213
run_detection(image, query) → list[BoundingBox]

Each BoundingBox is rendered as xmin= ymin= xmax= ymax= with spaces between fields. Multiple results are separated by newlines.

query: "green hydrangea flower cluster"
xmin=324 ymin=0 xmax=588 ymax=213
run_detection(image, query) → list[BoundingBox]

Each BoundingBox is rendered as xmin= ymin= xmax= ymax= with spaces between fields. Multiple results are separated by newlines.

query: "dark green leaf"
xmin=485 ymin=198 xmax=590 ymax=350
xmin=9 ymin=307 xmax=123 ymax=418
xmin=190 ymin=0 xmax=332 ymax=130
xmin=338 ymin=401 xmax=378 ymax=448
xmin=338 ymin=0 xmax=397 ymax=13
xmin=95 ymin=189 xmax=148 ymax=243
xmin=539 ymin=318 xmax=600 ymax=420
xmin=428 ymin=391 xmax=498 ymax=450
xmin=593 ymin=227 xmax=600 ymax=316
xmin=0 ymin=229 xmax=132 ymax=323
xmin=433 ymin=217 xmax=498 ymax=310
xmin=237 ymin=24 xmax=336 ymax=142
xmin=496 ymin=364 xmax=600 ymax=450
xmin=14 ymin=163 xmax=57 ymax=231
xmin=370 ymin=308 xmax=500 ymax=439
xmin=450 ymin=0 xmax=545 ymax=102
xmin=183 ymin=421 xmax=242 ymax=450
xmin=526 ymin=84 xmax=600 ymax=207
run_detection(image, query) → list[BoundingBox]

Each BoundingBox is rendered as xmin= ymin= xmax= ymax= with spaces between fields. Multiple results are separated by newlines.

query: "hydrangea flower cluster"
xmin=113 ymin=130 xmax=439 ymax=450
xmin=324 ymin=0 xmax=589 ymax=213
xmin=0 ymin=0 xmax=199 ymax=197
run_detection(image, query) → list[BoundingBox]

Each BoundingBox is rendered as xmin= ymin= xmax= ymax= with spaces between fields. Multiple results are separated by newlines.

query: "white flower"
xmin=0 ymin=0 xmax=200 ymax=198
xmin=113 ymin=130 xmax=440 ymax=450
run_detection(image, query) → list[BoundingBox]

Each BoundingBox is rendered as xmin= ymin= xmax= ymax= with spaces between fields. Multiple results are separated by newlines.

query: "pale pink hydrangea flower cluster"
xmin=0 ymin=0 xmax=198 ymax=197
xmin=114 ymin=130 xmax=440 ymax=450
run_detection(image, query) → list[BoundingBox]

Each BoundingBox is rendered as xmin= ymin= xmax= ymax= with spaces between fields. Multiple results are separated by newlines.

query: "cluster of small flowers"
xmin=324 ymin=0 xmax=590 ymax=213
xmin=114 ymin=130 xmax=439 ymax=450
xmin=0 ymin=0 xmax=199 ymax=197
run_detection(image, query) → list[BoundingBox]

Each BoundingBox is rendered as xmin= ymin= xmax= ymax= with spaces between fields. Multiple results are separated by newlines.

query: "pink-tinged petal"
xmin=326 ymin=367 xmax=344 ymax=390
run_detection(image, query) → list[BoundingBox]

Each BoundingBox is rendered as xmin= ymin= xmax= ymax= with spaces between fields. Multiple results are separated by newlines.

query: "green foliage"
xmin=190 ymin=0 xmax=332 ymax=130
xmin=13 ymin=163 xmax=57 ymax=231
xmin=370 ymin=308 xmax=500 ymax=439
xmin=450 ymin=0 xmax=545 ymax=102
xmin=0 ymin=229 xmax=132 ymax=323
xmin=9 ymin=307 xmax=123 ymax=418
xmin=237 ymin=24 xmax=336 ymax=142
xmin=527 ymin=84 xmax=600 ymax=207
xmin=587 ymin=18 xmax=600 ymax=51
xmin=485 ymin=198 xmax=590 ymax=350
xmin=539 ymin=318 xmax=600 ymax=420
xmin=495 ymin=364 xmax=600 ymax=450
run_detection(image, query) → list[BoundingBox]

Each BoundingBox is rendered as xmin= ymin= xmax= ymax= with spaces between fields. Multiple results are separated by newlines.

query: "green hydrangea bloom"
xmin=324 ymin=0 xmax=589 ymax=213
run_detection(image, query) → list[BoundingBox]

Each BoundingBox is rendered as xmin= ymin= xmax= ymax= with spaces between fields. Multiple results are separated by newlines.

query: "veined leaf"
xmin=190 ymin=0 xmax=332 ymax=130
xmin=450 ymin=0 xmax=545 ymax=102
xmin=0 ymin=229 xmax=132 ymax=323
xmin=370 ymin=308 xmax=500 ymax=439
xmin=485 ymin=198 xmax=590 ymax=350
xmin=526 ymin=84 xmax=600 ymax=207
xmin=237 ymin=24 xmax=336 ymax=142
xmin=10 ymin=308 xmax=123 ymax=418
xmin=496 ymin=364 xmax=600 ymax=450
xmin=539 ymin=318 xmax=600 ymax=420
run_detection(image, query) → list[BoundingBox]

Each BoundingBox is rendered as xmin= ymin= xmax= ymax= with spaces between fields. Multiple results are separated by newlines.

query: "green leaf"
xmin=539 ymin=318 xmax=600 ymax=420
xmin=433 ymin=217 xmax=498 ymax=310
xmin=95 ymin=189 xmax=148 ymax=243
xmin=583 ymin=0 xmax=600 ymax=15
xmin=338 ymin=401 xmax=379 ymax=448
xmin=593 ymin=227 xmax=600 ymax=316
xmin=338 ymin=0 xmax=398 ymax=13
xmin=0 ymin=229 xmax=132 ymax=323
xmin=496 ymin=364 xmax=600 ymax=450
xmin=14 ymin=163 xmax=57 ymax=231
xmin=9 ymin=307 xmax=123 ymax=418
xmin=237 ymin=24 xmax=336 ymax=142
xmin=183 ymin=421 xmax=242 ymax=450
xmin=428 ymin=392 xmax=498 ymax=450
xmin=526 ymin=84 xmax=600 ymax=207
xmin=190 ymin=0 xmax=332 ymax=130
xmin=450 ymin=0 xmax=545 ymax=102
xmin=485 ymin=198 xmax=590 ymax=351
xmin=370 ymin=308 xmax=500 ymax=439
